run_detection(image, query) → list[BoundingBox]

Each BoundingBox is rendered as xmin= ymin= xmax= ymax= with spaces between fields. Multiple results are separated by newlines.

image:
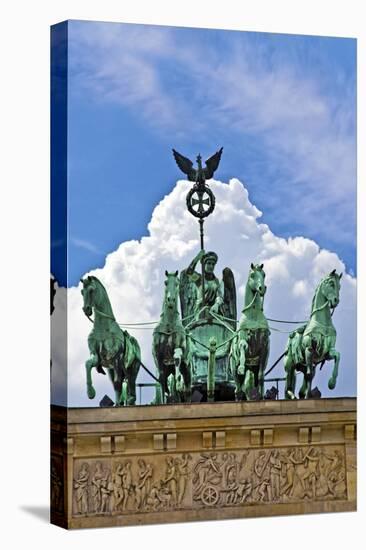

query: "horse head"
xmin=80 ymin=275 xmax=98 ymax=317
xmin=248 ymin=263 xmax=266 ymax=297
xmin=319 ymin=269 xmax=342 ymax=309
xmin=164 ymin=270 xmax=180 ymax=310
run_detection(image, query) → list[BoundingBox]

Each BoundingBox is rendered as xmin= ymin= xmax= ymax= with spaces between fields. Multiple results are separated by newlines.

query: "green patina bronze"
xmin=81 ymin=276 xmax=141 ymax=406
xmin=230 ymin=264 xmax=270 ymax=401
xmin=284 ymin=270 xmax=342 ymax=399
xmin=180 ymin=249 xmax=236 ymax=324
xmin=180 ymin=249 xmax=237 ymax=401
xmin=78 ymin=147 xmax=344 ymax=406
xmin=152 ymin=271 xmax=192 ymax=403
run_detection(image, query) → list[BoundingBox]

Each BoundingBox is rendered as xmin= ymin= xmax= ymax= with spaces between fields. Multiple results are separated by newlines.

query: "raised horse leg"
xmin=85 ymin=354 xmax=98 ymax=399
xmin=327 ymin=348 xmax=340 ymax=390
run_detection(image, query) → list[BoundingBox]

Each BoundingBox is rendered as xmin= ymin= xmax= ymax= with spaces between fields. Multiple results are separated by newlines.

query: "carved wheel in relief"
xmin=201 ymin=485 xmax=219 ymax=506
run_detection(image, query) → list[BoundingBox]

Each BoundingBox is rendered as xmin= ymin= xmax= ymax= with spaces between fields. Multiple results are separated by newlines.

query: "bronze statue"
xmin=180 ymin=249 xmax=236 ymax=324
xmin=81 ymin=276 xmax=141 ymax=406
xmin=284 ymin=270 xmax=342 ymax=399
xmin=152 ymin=271 xmax=192 ymax=403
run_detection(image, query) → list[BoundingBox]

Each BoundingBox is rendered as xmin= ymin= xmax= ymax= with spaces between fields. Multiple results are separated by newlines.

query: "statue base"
xmin=51 ymin=398 xmax=356 ymax=529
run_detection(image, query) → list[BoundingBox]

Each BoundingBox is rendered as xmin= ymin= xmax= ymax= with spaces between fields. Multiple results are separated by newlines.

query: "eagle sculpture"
xmin=172 ymin=148 xmax=223 ymax=187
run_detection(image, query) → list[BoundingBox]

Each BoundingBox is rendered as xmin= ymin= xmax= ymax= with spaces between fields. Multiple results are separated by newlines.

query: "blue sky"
xmin=55 ymin=20 xmax=356 ymax=287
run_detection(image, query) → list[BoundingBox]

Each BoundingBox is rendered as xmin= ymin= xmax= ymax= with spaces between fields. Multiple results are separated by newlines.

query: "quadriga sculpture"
xmin=230 ymin=263 xmax=270 ymax=400
xmin=81 ymin=276 xmax=141 ymax=405
xmin=152 ymin=271 xmax=192 ymax=403
xmin=284 ymin=270 xmax=342 ymax=399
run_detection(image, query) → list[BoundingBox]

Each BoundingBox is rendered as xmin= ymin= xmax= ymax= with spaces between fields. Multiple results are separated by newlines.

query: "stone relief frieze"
xmin=51 ymin=455 xmax=64 ymax=514
xmin=72 ymin=446 xmax=347 ymax=517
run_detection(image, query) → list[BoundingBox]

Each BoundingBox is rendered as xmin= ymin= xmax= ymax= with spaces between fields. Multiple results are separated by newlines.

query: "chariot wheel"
xmin=201 ymin=485 xmax=219 ymax=506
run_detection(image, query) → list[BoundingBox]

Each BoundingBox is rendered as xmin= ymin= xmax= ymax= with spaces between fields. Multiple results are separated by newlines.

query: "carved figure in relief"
xmin=324 ymin=450 xmax=346 ymax=498
xmin=135 ymin=459 xmax=153 ymax=511
xmin=193 ymin=453 xmax=222 ymax=499
xmin=257 ymin=478 xmax=271 ymax=502
xmin=100 ymin=478 xmax=112 ymax=513
xmin=51 ymin=462 xmax=63 ymax=512
xmin=175 ymin=454 xmax=192 ymax=506
xmin=162 ymin=457 xmax=178 ymax=507
xmin=269 ymin=450 xmax=281 ymax=501
xmin=91 ymin=461 xmax=108 ymax=513
xmin=147 ymin=481 xmax=172 ymax=511
xmin=280 ymin=450 xmax=297 ymax=497
xmin=112 ymin=463 xmax=124 ymax=511
xmin=302 ymin=448 xmax=320 ymax=499
xmin=236 ymin=479 xmax=253 ymax=503
xmin=120 ymin=461 xmax=133 ymax=511
xmin=74 ymin=463 xmax=89 ymax=515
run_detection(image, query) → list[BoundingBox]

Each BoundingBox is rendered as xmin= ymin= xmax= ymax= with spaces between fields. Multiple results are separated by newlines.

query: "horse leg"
xmin=85 ymin=354 xmax=98 ymax=399
xmin=237 ymin=337 xmax=248 ymax=400
xmin=298 ymin=372 xmax=308 ymax=399
xmin=174 ymin=348 xmax=184 ymax=401
xmin=238 ymin=335 xmax=247 ymax=376
xmin=244 ymin=368 xmax=255 ymax=400
xmin=303 ymin=347 xmax=314 ymax=399
xmin=182 ymin=363 xmax=192 ymax=403
xmin=284 ymin=353 xmax=296 ymax=399
xmin=328 ymin=348 xmax=340 ymax=390
xmin=258 ymin=338 xmax=269 ymax=399
xmin=229 ymin=343 xmax=242 ymax=400
xmin=126 ymin=359 xmax=139 ymax=406
xmin=107 ymin=368 xmax=120 ymax=406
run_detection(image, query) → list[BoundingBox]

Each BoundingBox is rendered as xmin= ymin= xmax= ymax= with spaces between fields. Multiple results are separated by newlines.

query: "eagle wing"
xmin=204 ymin=147 xmax=223 ymax=180
xmin=172 ymin=149 xmax=197 ymax=182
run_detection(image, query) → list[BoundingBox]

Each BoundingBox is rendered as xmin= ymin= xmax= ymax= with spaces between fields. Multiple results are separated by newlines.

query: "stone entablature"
xmin=51 ymin=398 xmax=356 ymax=529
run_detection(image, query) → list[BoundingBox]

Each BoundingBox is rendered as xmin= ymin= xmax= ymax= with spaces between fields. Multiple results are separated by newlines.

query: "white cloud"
xmin=51 ymin=179 xmax=356 ymax=406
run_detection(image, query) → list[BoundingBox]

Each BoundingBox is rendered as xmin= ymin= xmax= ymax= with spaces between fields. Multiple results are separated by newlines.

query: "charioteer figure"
xmin=181 ymin=250 xmax=223 ymax=319
xmin=180 ymin=249 xmax=236 ymax=326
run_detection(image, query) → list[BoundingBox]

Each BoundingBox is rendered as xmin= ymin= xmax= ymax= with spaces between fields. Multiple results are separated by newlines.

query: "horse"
xmin=229 ymin=263 xmax=270 ymax=400
xmin=81 ymin=275 xmax=141 ymax=406
xmin=152 ymin=271 xmax=192 ymax=403
xmin=284 ymin=269 xmax=342 ymax=399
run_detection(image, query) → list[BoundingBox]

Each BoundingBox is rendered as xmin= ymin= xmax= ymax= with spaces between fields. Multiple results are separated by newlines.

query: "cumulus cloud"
xmin=51 ymin=179 xmax=356 ymax=406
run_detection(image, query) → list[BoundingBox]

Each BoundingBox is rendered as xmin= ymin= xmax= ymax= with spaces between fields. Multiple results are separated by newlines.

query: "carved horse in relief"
xmin=230 ymin=263 xmax=270 ymax=400
xmin=152 ymin=271 xmax=192 ymax=403
xmin=81 ymin=276 xmax=141 ymax=405
xmin=284 ymin=270 xmax=342 ymax=399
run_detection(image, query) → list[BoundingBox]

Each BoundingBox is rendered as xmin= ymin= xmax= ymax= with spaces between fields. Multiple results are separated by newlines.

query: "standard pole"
xmin=199 ymin=218 xmax=205 ymax=304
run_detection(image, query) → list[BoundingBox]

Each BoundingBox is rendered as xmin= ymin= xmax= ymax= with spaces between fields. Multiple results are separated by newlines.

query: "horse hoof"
xmin=87 ymin=386 xmax=96 ymax=399
xmin=286 ymin=391 xmax=296 ymax=400
xmin=328 ymin=377 xmax=336 ymax=390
